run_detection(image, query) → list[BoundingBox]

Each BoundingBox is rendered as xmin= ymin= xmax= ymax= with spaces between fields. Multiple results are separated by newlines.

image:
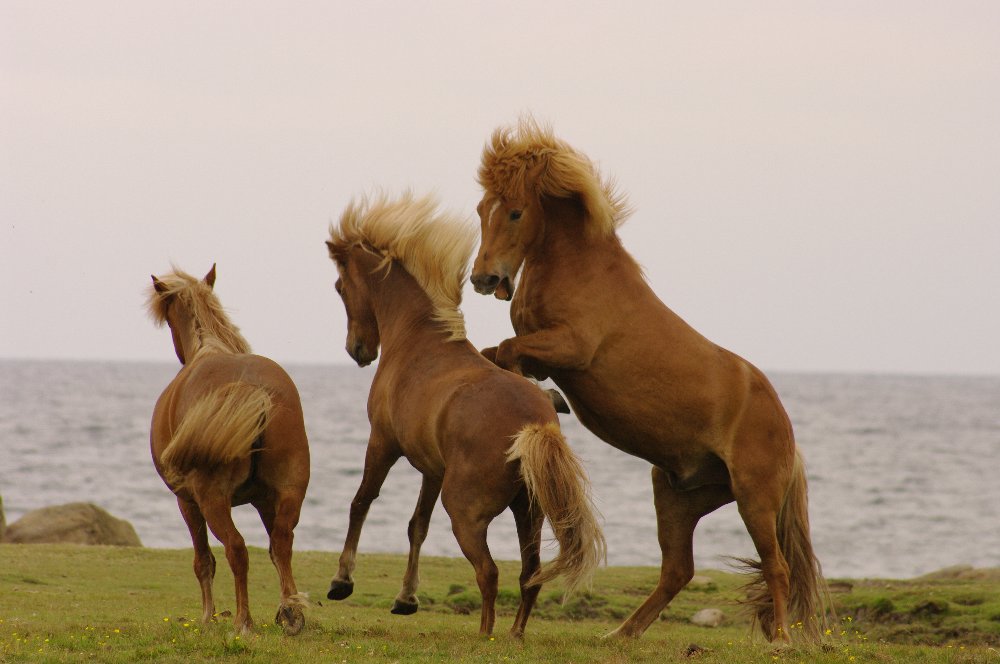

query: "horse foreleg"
xmin=177 ymin=497 xmax=216 ymax=624
xmin=392 ymin=474 xmax=442 ymax=615
xmin=608 ymin=468 xmax=732 ymax=638
xmin=199 ymin=492 xmax=253 ymax=635
xmin=494 ymin=326 xmax=599 ymax=378
xmin=328 ymin=437 xmax=400 ymax=601
xmin=509 ymin=491 xmax=544 ymax=638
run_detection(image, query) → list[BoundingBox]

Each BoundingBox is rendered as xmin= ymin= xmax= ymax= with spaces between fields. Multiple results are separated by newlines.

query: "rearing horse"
xmin=324 ymin=192 xmax=606 ymax=637
xmin=470 ymin=119 xmax=828 ymax=641
xmin=148 ymin=265 xmax=310 ymax=636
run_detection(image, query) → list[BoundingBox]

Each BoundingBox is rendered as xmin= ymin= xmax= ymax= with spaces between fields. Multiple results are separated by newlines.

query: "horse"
xmin=147 ymin=265 xmax=310 ymax=636
xmin=469 ymin=119 xmax=829 ymax=642
xmin=324 ymin=192 xmax=606 ymax=637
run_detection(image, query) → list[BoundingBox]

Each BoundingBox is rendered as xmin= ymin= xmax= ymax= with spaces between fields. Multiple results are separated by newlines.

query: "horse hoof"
xmin=276 ymin=605 xmax=305 ymax=636
xmin=390 ymin=599 xmax=419 ymax=615
xmin=546 ymin=389 xmax=571 ymax=414
xmin=327 ymin=580 xmax=354 ymax=601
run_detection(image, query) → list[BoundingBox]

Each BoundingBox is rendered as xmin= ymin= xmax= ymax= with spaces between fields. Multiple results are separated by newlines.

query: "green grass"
xmin=1 ymin=544 xmax=998 ymax=662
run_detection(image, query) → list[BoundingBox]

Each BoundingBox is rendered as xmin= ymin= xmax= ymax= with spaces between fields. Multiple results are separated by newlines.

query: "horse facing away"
xmin=147 ymin=265 xmax=310 ymax=636
xmin=324 ymin=192 xmax=606 ymax=637
xmin=469 ymin=119 xmax=829 ymax=642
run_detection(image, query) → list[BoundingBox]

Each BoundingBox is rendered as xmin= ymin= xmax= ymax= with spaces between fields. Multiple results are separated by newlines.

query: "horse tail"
xmin=160 ymin=382 xmax=273 ymax=485
xmin=742 ymin=448 xmax=832 ymax=641
xmin=507 ymin=422 xmax=606 ymax=597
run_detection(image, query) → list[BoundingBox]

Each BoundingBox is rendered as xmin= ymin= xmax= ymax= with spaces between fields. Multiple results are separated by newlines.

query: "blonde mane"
xmin=478 ymin=117 xmax=632 ymax=237
xmin=328 ymin=192 xmax=476 ymax=341
xmin=146 ymin=268 xmax=251 ymax=356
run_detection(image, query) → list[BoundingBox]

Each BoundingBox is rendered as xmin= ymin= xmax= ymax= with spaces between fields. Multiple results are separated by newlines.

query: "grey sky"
xmin=3 ymin=1 xmax=998 ymax=374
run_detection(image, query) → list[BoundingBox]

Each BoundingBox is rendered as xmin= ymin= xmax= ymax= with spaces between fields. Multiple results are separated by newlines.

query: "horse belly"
xmin=555 ymin=371 xmax=723 ymax=468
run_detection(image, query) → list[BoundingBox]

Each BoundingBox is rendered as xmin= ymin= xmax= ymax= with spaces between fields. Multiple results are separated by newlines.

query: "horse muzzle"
xmin=470 ymin=273 xmax=513 ymax=301
xmin=348 ymin=340 xmax=378 ymax=367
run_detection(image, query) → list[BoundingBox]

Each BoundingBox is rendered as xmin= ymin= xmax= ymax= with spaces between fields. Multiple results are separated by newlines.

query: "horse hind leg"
xmin=177 ymin=497 xmax=216 ymax=624
xmin=198 ymin=490 xmax=253 ymax=635
xmin=734 ymin=483 xmax=792 ymax=641
xmin=258 ymin=489 xmax=308 ymax=636
xmin=509 ymin=490 xmax=544 ymax=638
xmin=609 ymin=467 xmax=733 ymax=638
xmin=445 ymin=492 xmax=500 ymax=636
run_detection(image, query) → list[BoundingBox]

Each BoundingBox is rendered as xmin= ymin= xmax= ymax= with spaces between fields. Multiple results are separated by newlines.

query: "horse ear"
xmin=525 ymin=155 xmax=549 ymax=197
xmin=326 ymin=240 xmax=345 ymax=263
xmin=152 ymin=275 xmax=169 ymax=294
xmin=204 ymin=264 xmax=217 ymax=288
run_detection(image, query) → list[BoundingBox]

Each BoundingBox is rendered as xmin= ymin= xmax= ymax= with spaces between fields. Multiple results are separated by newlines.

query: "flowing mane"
xmin=328 ymin=192 xmax=476 ymax=341
xmin=146 ymin=268 xmax=251 ymax=355
xmin=478 ymin=117 xmax=632 ymax=237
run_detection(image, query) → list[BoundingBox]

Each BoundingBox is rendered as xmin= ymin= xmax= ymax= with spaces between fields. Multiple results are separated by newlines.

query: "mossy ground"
xmin=1 ymin=544 xmax=998 ymax=662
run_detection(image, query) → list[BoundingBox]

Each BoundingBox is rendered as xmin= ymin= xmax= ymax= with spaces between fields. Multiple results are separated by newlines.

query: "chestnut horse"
xmin=324 ymin=192 xmax=605 ymax=637
xmin=148 ymin=265 xmax=310 ymax=636
xmin=470 ymin=120 xmax=828 ymax=642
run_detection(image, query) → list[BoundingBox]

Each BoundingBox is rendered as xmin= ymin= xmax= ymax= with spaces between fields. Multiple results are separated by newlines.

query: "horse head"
xmin=149 ymin=265 xmax=218 ymax=365
xmin=470 ymin=191 xmax=543 ymax=301
xmin=326 ymin=242 xmax=381 ymax=367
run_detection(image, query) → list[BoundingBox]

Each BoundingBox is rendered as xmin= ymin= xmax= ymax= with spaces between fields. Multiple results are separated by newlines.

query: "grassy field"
xmin=1 ymin=544 xmax=998 ymax=663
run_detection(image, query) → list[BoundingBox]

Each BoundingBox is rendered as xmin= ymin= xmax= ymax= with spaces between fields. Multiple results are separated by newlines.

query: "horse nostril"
xmin=471 ymin=273 xmax=500 ymax=292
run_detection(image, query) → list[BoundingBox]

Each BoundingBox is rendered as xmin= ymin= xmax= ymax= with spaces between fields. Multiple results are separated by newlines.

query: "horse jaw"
xmin=495 ymin=277 xmax=513 ymax=301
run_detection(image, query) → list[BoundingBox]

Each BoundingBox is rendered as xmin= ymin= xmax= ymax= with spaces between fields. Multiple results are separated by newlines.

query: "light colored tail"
xmin=507 ymin=422 xmax=606 ymax=597
xmin=742 ymin=449 xmax=831 ymax=641
xmin=160 ymin=382 xmax=273 ymax=485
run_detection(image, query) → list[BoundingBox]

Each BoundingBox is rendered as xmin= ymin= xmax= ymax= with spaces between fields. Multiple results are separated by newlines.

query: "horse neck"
xmin=367 ymin=263 xmax=450 ymax=359
xmin=175 ymin=310 xmax=247 ymax=362
xmin=529 ymin=197 xmax=631 ymax=277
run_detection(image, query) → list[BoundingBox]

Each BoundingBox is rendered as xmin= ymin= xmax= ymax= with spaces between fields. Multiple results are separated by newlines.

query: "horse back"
xmin=369 ymin=345 xmax=556 ymax=477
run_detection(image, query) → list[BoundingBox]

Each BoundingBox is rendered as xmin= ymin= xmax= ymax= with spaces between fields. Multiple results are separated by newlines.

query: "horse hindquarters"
xmin=160 ymin=382 xmax=273 ymax=486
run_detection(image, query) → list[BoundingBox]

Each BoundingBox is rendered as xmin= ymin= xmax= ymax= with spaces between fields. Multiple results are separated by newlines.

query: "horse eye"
xmin=509 ymin=210 xmax=522 ymax=221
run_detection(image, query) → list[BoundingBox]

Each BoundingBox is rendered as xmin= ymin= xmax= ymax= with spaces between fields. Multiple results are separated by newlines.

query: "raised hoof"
xmin=390 ymin=599 xmax=419 ymax=615
xmin=327 ymin=580 xmax=354 ymax=601
xmin=275 ymin=605 xmax=305 ymax=636
xmin=546 ymin=389 xmax=570 ymax=414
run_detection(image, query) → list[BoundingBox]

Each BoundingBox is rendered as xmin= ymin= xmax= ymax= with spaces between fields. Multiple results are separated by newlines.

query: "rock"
xmin=690 ymin=608 xmax=725 ymax=628
xmin=688 ymin=575 xmax=715 ymax=589
xmin=3 ymin=502 xmax=142 ymax=546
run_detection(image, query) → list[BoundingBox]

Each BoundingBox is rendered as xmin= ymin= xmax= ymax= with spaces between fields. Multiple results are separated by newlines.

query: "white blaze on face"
xmin=487 ymin=199 xmax=501 ymax=231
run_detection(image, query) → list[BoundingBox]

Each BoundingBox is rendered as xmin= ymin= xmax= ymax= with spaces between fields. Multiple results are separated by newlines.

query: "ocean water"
xmin=1 ymin=359 xmax=998 ymax=580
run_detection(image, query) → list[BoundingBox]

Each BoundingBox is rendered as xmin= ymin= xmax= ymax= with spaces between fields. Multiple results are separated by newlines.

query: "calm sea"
xmin=1 ymin=360 xmax=998 ymax=579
